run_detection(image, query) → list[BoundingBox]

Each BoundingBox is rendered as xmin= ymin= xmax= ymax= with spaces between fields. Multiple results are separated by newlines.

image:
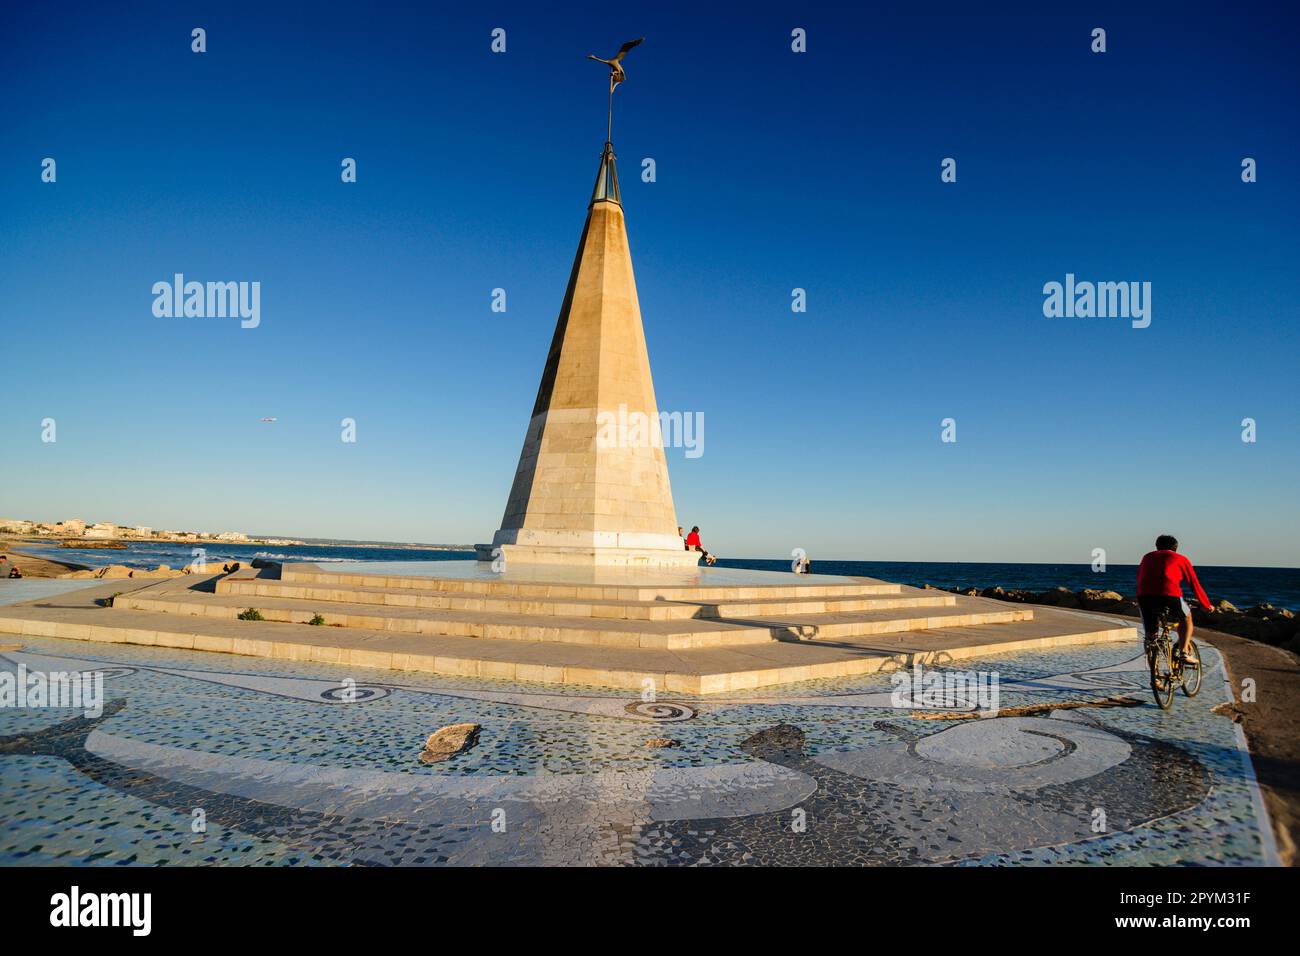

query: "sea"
xmin=10 ymin=541 xmax=1299 ymax=612
xmin=713 ymin=559 xmax=1300 ymax=612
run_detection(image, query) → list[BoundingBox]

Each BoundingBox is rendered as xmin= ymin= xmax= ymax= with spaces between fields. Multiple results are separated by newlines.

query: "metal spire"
xmin=591 ymin=141 xmax=621 ymax=205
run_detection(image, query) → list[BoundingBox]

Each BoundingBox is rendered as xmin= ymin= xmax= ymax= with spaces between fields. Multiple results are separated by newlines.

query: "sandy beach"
xmin=0 ymin=539 xmax=90 ymax=578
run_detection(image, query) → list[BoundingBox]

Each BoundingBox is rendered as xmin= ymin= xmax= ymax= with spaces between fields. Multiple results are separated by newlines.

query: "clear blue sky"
xmin=2 ymin=2 xmax=1297 ymax=567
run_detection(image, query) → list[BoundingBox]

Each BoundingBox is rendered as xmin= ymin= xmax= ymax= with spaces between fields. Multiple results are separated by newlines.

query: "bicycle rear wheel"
xmin=1181 ymin=639 xmax=1203 ymax=697
xmin=1150 ymin=639 xmax=1175 ymax=709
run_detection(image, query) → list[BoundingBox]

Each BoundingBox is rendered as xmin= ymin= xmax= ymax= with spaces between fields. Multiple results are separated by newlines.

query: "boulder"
xmin=419 ymin=722 xmax=481 ymax=764
xmin=644 ymin=737 xmax=680 ymax=748
xmin=1253 ymin=620 xmax=1288 ymax=644
xmin=131 ymin=565 xmax=185 ymax=578
xmin=1078 ymin=589 xmax=1128 ymax=612
xmin=94 ymin=565 xmax=135 ymax=579
xmin=1223 ymin=618 xmax=1260 ymax=639
xmin=1081 ymin=589 xmax=1124 ymax=603
xmin=185 ymin=561 xmax=235 ymax=574
xmin=1040 ymin=587 xmax=1081 ymax=609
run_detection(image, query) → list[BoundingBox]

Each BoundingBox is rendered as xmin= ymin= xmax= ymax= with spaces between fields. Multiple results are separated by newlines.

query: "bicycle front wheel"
xmin=1181 ymin=640 xmax=1203 ymax=697
xmin=1150 ymin=641 xmax=1175 ymax=709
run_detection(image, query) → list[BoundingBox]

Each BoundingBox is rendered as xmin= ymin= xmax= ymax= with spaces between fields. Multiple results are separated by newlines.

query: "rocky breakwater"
xmin=929 ymin=584 xmax=1300 ymax=654
xmin=60 ymin=561 xmax=242 ymax=580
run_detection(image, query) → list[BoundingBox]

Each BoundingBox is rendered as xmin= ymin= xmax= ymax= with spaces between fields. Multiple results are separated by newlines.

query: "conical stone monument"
xmin=477 ymin=41 xmax=697 ymax=568
xmin=476 ymin=142 xmax=697 ymax=569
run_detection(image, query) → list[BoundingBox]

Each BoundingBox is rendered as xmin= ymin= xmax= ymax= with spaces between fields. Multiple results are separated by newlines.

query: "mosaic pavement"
xmin=0 ymin=583 xmax=1279 ymax=866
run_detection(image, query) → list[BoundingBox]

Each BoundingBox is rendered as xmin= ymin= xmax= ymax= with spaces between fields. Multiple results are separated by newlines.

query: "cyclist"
xmin=1137 ymin=534 xmax=1214 ymax=662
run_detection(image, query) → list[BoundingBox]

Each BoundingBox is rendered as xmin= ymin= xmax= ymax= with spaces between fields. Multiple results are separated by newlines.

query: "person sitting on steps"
xmin=684 ymin=526 xmax=716 ymax=565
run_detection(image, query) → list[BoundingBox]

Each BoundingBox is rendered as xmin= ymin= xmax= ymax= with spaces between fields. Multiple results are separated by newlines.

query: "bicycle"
xmin=1143 ymin=606 xmax=1202 ymax=709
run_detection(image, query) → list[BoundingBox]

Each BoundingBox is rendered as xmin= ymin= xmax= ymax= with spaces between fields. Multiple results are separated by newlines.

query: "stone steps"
xmin=692 ymin=593 xmax=956 ymax=617
xmin=734 ymin=606 xmax=1034 ymax=642
xmin=116 ymin=578 xmax=1026 ymax=651
xmin=276 ymin=563 xmax=903 ymax=602
xmin=118 ymin=588 xmax=770 ymax=651
xmin=215 ymin=576 xmax=955 ymax=621
xmin=0 ymin=579 xmax=1136 ymax=694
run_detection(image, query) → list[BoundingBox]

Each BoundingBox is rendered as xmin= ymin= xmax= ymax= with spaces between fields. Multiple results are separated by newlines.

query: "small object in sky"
xmin=259 ymin=417 xmax=278 ymax=423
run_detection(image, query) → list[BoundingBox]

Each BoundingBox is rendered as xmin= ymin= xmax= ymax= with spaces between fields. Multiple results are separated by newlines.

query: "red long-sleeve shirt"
xmin=1136 ymin=550 xmax=1211 ymax=606
xmin=685 ymin=531 xmax=702 ymax=548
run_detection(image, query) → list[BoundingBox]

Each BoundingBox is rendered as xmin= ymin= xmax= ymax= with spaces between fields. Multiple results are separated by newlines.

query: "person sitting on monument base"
xmin=684 ymin=526 xmax=716 ymax=565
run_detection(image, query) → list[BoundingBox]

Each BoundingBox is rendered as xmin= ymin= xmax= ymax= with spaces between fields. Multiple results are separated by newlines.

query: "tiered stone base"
xmin=0 ymin=562 xmax=1137 ymax=693
xmin=473 ymin=543 xmax=702 ymax=570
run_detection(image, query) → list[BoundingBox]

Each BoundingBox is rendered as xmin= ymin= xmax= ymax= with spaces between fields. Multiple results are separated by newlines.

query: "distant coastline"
xmin=0 ymin=515 xmax=471 ymax=552
xmin=0 ymin=538 xmax=478 ymax=578
xmin=290 ymin=539 xmax=474 ymax=551
xmin=1 ymin=533 xmax=472 ymax=552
